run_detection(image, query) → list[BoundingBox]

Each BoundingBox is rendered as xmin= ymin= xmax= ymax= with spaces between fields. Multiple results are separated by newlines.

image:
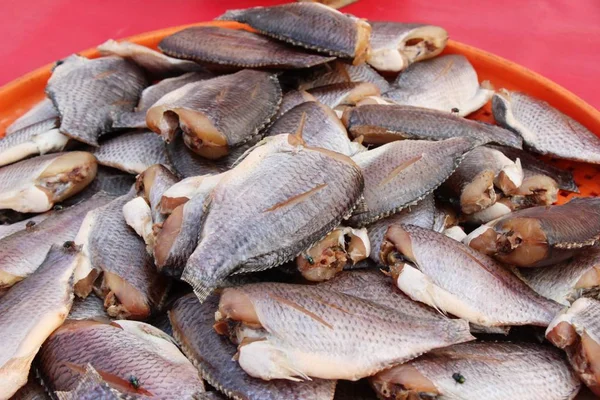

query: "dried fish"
xmin=467 ymin=198 xmax=600 ymax=267
xmin=519 ymin=247 xmax=600 ymax=305
xmin=92 ymin=130 xmax=171 ymax=174
xmin=47 ymin=55 xmax=147 ymax=146
xmin=461 ymin=197 xmax=514 ymax=225
xmin=123 ymin=196 xmax=154 ymax=253
xmin=165 ymin=134 xmax=230 ymax=178
xmin=297 ymin=61 xmax=390 ymax=93
xmin=160 ymin=173 xmax=224 ymax=214
xmin=367 ymin=22 xmax=448 ymax=72
xmin=38 ymin=320 xmax=206 ymax=399
xmin=0 ymin=193 xmax=112 ymax=290
xmin=307 ymin=82 xmax=380 ymax=112
xmin=5 ymin=97 xmax=59 ymax=136
xmin=382 ymin=224 xmax=563 ymax=326
xmin=113 ymin=71 xmax=213 ymax=129
xmin=98 ymin=39 xmax=204 ymax=79
xmin=54 ymin=364 xmax=124 ymax=400
xmin=0 ymin=245 xmax=77 ymax=398
xmin=384 ymin=55 xmax=494 ymax=116
xmin=546 ymin=297 xmax=600 ymax=395
xmin=275 ymin=90 xmax=318 ymax=120
xmin=62 ymin=166 xmax=135 ymax=207
xmin=182 ymin=134 xmax=363 ymax=300
xmin=73 ymin=191 xmax=169 ymax=318
xmin=442 ymin=146 xmax=523 ymax=214
xmin=159 ymin=26 xmax=335 ymax=69
xmin=349 ymin=137 xmax=474 ymax=226
xmin=69 ymin=294 xmax=110 ymax=321
xmin=342 ymin=104 xmax=523 ymax=148
xmin=366 ymin=194 xmax=436 ymax=263
xmin=0 ymin=211 xmax=51 ymax=241
xmin=170 ymin=293 xmax=337 ymax=400
xmin=147 ymin=70 xmax=281 ymax=159
xmin=0 ymin=128 xmax=69 ymax=167
xmin=265 ymin=101 xmax=364 ymax=156
xmin=136 ymin=164 xmax=179 ymax=223
xmin=297 ymin=0 xmax=358 ymax=9
xmin=370 ymin=342 xmax=581 ymax=400
xmin=215 ymin=282 xmax=473 ymax=380
xmin=0 ymin=152 xmax=97 ymax=213
xmin=493 ymin=89 xmax=600 ymax=163
xmin=508 ymin=172 xmax=559 ymax=208
xmin=217 ymin=3 xmax=371 ymax=62
xmin=297 ymin=226 xmax=369 ymax=281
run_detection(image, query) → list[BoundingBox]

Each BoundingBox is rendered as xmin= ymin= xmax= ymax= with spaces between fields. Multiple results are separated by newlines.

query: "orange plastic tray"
xmin=1 ymin=20 xmax=598 ymax=204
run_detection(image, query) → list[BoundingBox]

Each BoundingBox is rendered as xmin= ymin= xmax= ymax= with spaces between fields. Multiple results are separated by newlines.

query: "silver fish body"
xmin=0 ymin=128 xmax=68 ymax=167
xmin=307 ymin=82 xmax=380 ymax=110
xmin=68 ymin=294 xmax=110 ymax=321
xmin=384 ymin=55 xmax=494 ymax=116
xmin=275 ymin=90 xmax=317 ymax=120
xmin=493 ymin=90 xmax=600 ymax=164
xmin=297 ymin=61 xmax=390 ymax=93
xmin=5 ymin=98 xmax=59 ymax=136
xmin=47 ymin=55 xmax=147 ymax=146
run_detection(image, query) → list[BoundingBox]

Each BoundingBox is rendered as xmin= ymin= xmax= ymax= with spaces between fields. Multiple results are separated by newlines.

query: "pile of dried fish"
xmin=1 ymin=2 xmax=600 ymax=399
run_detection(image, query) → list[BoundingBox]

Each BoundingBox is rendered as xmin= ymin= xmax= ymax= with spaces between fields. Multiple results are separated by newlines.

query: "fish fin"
xmin=63 ymin=362 xmax=154 ymax=396
xmin=263 ymin=183 xmax=327 ymax=213
xmin=377 ymin=155 xmax=423 ymax=187
xmin=268 ymin=292 xmax=334 ymax=329
xmin=290 ymin=111 xmax=308 ymax=145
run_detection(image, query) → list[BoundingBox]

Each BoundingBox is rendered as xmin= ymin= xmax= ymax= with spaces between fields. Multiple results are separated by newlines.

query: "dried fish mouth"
xmin=37 ymin=154 xmax=97 ymax=202
xmin=488 ymin=218 xmax=549 ymax=267
xmin=459 ymin=170 xmax=496 ymax=214
xmin=508 ymin=174 xmax=558 ymax=207
xmin=369 ymin=363 xmax=439 ymax=399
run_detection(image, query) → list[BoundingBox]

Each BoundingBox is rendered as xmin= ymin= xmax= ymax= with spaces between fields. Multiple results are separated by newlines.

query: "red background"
xmin=1 ymin=0 xmax=599 ymax=110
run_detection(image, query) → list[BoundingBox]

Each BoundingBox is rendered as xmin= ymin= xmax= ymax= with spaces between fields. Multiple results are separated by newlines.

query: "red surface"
xmin=1 ymin=0 xmax=600 ymax=110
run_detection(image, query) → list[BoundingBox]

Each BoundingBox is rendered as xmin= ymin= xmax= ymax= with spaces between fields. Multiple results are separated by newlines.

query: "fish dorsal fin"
xmin=288 ymin=111 xmax=308 ymax=146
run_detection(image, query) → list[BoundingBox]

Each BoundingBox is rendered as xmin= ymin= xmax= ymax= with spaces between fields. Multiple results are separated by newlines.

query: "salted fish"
xmin=159 ymin=26 xmax=335 ymax=69
xmin=147 ymin=70 xmax=281 ymax=159
xmin=0 ymin=245 xmax=78 ymax=399
xmin=92 ymin=130 xmax=171 ymax=174
xmin=0 ymin=212 xmax=51 ymax=241
xmin=366 ymin=194 xmax=436 ymax=263
xmin=370 ymin=342 xmax=581 ymax=400
xmin=275 ymin=90 xmax=318 ymax=120
xmin=165 ymin=134 xmax=230 ymax=178
xmin=0 ymin=152 xmax=97 ymax=213
xmin=307 ymin=82 xmax=380 ymax=111
xmin=367 ymin=22 xmax=448 ymax=72
xmin=342 ymin=104 xmax=523 ymax=148
xmin=493 ymin=89 xmax=600 ymax=164
xmin=62 ymin=166 xmax=135 ymax=207
xmin=265 ymin=101 xmax=364 ymax=156
xmin=98 ymin=39 xmax=204 ymax=79
xmin=297 ymin=61 xmax=390 ymax=93
xmin=73 ymin=191 xmax=169 ymax=319
xmin=215 ymin=282 xmax=474 ymax=381
xmin=382 ymin=224 xmax=563 ymax=326
xmin=348 ymin=137 xmax=474 ymax=226
xmin=546 ymin=297 xmax=600 ymax=396
xmin=47 ymin=55 xmax=147 ymax=146
xmin=519 ymin=247 xmax=600 ymax=306
xmin=5 ymin=98 xmax=59 ymax=136
xmin=217 ymin=3 xmax=371 ymax=63
xmin=384 ymin=55 xmax=494 ymax=116
xmin=170 ymin=293 xmax=337 ymax=400
xmin=159 ymin=173 xmax=224 ymax=214
xmin=136 ymin=164 xmax=179 ymax=223
xmin=113 ymin=71 xmax=213 ymax=129
xmin=38 ymin=320 xmax=206 ymax=399
xmin=467 ymin=197 xmax=600 ymax=267
xmin=0 ymin=127 xmax=69 ymax=167
xmin=54 ymin=364 xmax=124 ymax=400
xmin=0 ymin=192 xmax=112 ymax=291
xmin=182 ymin=134 xmax=363 ymax=301
xmin=69 ymin=294 xmax=110 ymax=321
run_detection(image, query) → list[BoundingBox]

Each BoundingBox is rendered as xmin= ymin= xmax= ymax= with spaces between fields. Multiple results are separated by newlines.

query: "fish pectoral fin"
xmin=268 ymin=292 xmax=333 ymax=329
xmin=263 ymin=183 xmax=328 ymax=213
xmin=377 ymin=154 xmax=423 ymax=187
xmin=64 ymin=361 xmax=154 ymax=396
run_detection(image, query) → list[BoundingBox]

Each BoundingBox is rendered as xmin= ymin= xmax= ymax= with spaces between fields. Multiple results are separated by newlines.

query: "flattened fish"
xmin=0 ymin=193 xmax=112 ymax=290
xmin=384 ymin=55 xmax=494 ymax=116
xmin=508 ymin=171 xmax=559 ymax=208
xmin=297 ymin=61 xmax=390 ymax=93
xmin=467 ymin=198 xmax=600 ymax=267
xmin=159 ymin=173 xmax=224 ymax=214
xmin=5 ymin=97 xmax=59 ymax=136
xmin=98 ymin=39 xmax=204 ymax=79
xmin=159 ymin=26 xmax=335 ymax=69
xmin=307 ymin=82 xmax=380 ymax=112
xmin=366 ymin=194 xmax=436 ymax=263
xmin=73 ymin=191 xmax=169 ymax=319
xmin=0 ymin=152 xmax=97 ymax=213
xmin=38 ymin=320 xmax=206 ymax=399
xmin=493 ymin=90 xmax=600 ymax=163
xmin=0 ymin=128 xmax=69 ymax=167
xmin=136 ymin=164 xmax=179 ymax=223
xmin=297 ymin=0 xmax=358 ymax=9
xmin=367 ymin=22 xmax=448 ymax=72
xmin=381 ymin=224 xmax=562 ymax=326
xmin=62 ymin=166 xmax=135 ymax=207
xmin=147 ymin=70 xmax=281 ymax=159
xmin=275 ymin=90 xmax=317 ymax=120
xmin=0 ymin=245 xmax=77 ymax=399
xmin=519 ymin=247 xmax=600 ymax=306
xmin=54 ymin=364 xmax=123 ymax=400
xmin=442 ymin=146 xmax=523 ymax=214
xmin=92 ymin=130 xmax=171 ymax=174
xmin=266 ymin=101 xmax=364 ymax=156
xmin=113 ymin=71 xmax=212 ymax=129
xmin=370 ymin=342 xmax=580 ymax=400
xmin=348 ymin=137 xmax=474 ymax=226
xmin=342 ymin=104 xmax=523 ymax=148
xmin=0 ymin=211 xmax=51 ymax=241
xmin=166 ymin=134 xmax=230 ymax=178
xmin=182 ymin=134 xmax=363 ymax=300
xmin=296 ymin=226 xmax=369 ymax=281
xmin=546 ymin=297 xmax=600 ymax=395
xmin=69 ymin=294 xmax=110 ymax=321
xmin=170 ymin=293 xmax=337 ymax=400
xmin=215 ymin=282 xmax=473 ymax=380
xmin=217 ymin=3 xmax=371 ymax=62
xmin=47 ymin=55 xmax=147 ymax=146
